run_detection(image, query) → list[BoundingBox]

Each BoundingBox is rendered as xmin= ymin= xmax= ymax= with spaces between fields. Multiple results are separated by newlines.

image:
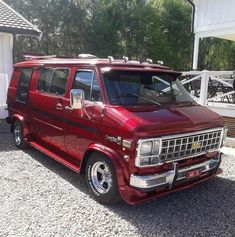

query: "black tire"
xmin=85 ymin=153 xmax=121 ymax=204
xmin=13 ymin=120 xmax=29 ymax=149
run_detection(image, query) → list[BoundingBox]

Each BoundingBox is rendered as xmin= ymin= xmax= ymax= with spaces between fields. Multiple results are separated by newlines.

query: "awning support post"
xmin=193 ymin=37 xmax=200 ymax=70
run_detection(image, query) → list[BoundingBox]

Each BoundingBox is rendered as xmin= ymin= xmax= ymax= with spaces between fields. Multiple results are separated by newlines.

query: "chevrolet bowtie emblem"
xmin=191 ymin=142 xmax=201 ymax=149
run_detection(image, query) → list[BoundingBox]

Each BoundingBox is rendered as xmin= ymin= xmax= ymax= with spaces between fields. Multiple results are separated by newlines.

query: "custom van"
xmin=6 ymin=55 xmax=227 ymax=204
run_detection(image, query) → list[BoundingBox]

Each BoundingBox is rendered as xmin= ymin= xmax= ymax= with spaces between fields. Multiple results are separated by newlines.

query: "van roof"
xmin=14 ymin=58 xmax=181 ymax=75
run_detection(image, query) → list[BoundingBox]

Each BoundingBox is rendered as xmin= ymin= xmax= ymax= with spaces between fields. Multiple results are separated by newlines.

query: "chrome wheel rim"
xmin=91 ymin=161 xmax=112 ymax=194
xmin=14 ymin=123 xmax=21 ymax=145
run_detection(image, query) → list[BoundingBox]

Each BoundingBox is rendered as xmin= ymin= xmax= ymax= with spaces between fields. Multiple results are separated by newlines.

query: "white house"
xmin=0 ymin=0 xmax=41 ymax=119
xmin=185 ymin=0 xmax=235 ymax=137
xmin=187 ymin=0 xmax=235 ymax=69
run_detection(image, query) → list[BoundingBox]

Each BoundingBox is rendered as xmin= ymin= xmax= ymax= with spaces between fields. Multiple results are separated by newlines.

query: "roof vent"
xmin=123 ymin=56 xmax=129 ymax=62
xmin=108 ymin=56 xmax=114 ymax=62
xmin=78 ymin=54 xmax=98 ymax=59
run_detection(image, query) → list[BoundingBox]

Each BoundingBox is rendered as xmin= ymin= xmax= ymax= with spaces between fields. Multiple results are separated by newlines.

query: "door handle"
xmin=65 ymin=106 xmax=73 ymax=111
xmin=56 ymin=103 xmax=63 ymax=110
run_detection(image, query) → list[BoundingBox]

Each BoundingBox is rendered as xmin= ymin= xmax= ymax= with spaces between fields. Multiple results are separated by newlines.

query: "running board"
xmin=29 ymin=141 xmax=80 ymax=173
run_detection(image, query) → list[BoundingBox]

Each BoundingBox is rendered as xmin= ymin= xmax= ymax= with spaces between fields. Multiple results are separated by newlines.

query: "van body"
xmin=6 ymin=57 xmax=226 ymax=204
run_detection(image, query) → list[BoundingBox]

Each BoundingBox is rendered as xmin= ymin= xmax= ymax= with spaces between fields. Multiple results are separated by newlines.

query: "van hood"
xmin=105 ymin=104 xmax=224 ymax=137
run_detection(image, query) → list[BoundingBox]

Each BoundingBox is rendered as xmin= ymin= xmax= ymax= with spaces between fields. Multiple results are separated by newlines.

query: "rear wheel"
xmin=13 ymin=120 xmax=29 ymax=149
xmin=86 ymin=153 xmax=121 ymax=204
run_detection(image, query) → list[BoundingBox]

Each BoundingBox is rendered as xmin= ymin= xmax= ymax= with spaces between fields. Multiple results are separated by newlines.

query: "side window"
xmin=73 ymin=71 xmax=102 ymax=102
xmin=38 ymin=68 xmax=53 ymax=92
xmin=50 ymin=69 xmax=69 ymax=95
xmin=73 ymin=71 xmax=92 ymax=100
xmin=37 ymin=68 xmax=69 ymax=96
xmin=16 ymin=68 xmax=33 ymax=103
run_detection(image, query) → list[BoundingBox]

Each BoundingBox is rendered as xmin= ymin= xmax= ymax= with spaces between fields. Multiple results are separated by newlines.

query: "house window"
xmin=16 ymin=68 xmax=33 ymax=103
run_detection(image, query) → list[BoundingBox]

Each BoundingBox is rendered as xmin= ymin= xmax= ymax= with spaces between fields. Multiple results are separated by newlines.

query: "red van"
xmin=6 ymin=55 xmax=227 ymax=204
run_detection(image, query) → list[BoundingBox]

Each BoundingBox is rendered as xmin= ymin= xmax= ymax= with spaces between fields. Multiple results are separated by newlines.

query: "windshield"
xmin=103 ymin=70 xmax=194 ymax=106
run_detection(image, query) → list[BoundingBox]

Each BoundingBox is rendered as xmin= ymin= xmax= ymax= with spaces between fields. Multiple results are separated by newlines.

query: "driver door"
xmin=64 ymin=68 xmax=104 ymax=160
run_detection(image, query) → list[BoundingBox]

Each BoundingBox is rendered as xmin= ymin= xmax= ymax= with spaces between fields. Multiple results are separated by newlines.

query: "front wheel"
xmin=85 ymin=153 xmax=121 ymax=204
xmin=13 ymin=120 xmax=29 ymax=149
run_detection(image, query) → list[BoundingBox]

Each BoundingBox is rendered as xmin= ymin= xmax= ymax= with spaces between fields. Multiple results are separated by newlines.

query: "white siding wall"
xmin=194 ymin=0 xmax=235 ymax=28
xmin=194 ymin=0 xmax=235 ymax=39
xmin=0 ymin=33 xmax=13 ymax=119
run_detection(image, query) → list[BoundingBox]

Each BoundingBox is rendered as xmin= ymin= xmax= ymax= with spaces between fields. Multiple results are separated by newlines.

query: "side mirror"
xmin=70 ymin=89 xmax=85 ymax=109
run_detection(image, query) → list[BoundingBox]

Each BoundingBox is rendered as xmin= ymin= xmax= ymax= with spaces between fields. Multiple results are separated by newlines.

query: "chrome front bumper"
xmin=130 ymin=155 xmax=221 ymax=190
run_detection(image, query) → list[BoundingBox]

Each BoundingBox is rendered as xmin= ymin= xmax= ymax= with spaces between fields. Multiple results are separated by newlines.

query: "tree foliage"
xmin=5 ymin=0 xmax=235 ymax=71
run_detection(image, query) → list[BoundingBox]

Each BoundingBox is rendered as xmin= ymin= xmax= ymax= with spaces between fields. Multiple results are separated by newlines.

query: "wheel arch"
xmin=10 ymin=114 xmax=29 ymax=137
xmin=80 ymin=143 xmax=128 ymax=187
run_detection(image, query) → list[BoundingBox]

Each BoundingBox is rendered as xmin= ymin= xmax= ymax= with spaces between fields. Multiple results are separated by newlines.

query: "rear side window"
xmin=16 ymin=68 xmax=33 ymax=103
xmin=50 ymin=69 xmax=69 ymax=95
xmin=37 ymin=68 xmax=69 ymax=95
xmin=73 ymin=71 xmax=102 ymax=101
xmin=37 ymin=68 xmax=53 ymax=92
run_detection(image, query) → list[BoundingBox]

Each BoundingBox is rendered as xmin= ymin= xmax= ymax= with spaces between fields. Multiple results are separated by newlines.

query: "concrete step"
xmin=224 ymin=137 xmax=235 ymax=148
xmin=221 ymin=146 xmax=235 ymax=156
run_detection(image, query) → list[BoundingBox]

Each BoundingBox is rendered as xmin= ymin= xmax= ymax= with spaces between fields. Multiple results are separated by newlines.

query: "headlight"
xmin=221 ymin=127 xmax=228 ymax=146
xmin=223 ymin=127 xmax=228 ymax=140
xmin=136 ymin=139 xmax=161 ymax=167
xmin=140 ymin=141 xmax=152 ymax=155
xmin=153 ymin=140 xmax=160 ymax=154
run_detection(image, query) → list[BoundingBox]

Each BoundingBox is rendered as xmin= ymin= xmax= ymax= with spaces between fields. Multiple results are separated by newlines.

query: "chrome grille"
xmin=159 ymin=129 xmax=222 ymax=162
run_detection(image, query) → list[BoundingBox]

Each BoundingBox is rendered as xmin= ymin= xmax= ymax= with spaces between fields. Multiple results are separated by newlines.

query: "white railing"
xmin=181 ymin=70 xmax=235 ymax=118
xmin=181 ymin=70 xmax=235 ymax=105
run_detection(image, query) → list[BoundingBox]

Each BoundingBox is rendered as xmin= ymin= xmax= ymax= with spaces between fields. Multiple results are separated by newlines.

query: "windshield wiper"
xmin=110 ymin=93 xmax=161 ymax=106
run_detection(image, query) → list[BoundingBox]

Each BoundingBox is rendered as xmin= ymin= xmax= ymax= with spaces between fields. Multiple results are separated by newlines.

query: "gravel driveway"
xmin=0 ymin=121 xmax=235 ymax=237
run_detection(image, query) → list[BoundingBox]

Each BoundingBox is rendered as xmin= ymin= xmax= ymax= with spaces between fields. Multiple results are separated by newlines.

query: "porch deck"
xmin=182 ymin=70 xmax=235 ymax=137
